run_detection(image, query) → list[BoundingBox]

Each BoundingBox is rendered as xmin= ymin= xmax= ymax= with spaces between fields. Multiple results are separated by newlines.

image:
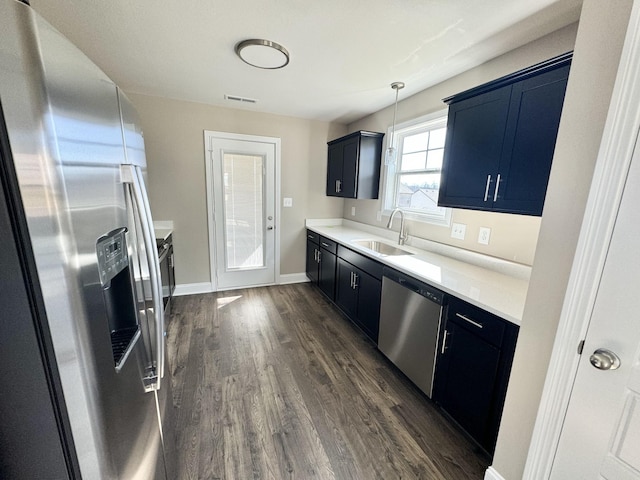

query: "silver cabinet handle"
xmin=590 ymin=348 xmax=621 ymax=370
xmin=352 ymin=273 xmax=358 ymax=289
xmin=321 ymin=242 xmax=330 ymax=248
xmin=484 ymin=175 xmax=491 ymax=202
xmin=317 ymin=250 xmax=322 ymax=263
xmin=494 ymin=173 xmax=501 ymax=202
xmin=455 ymin=312 xmax=483 ymax=329
xmin=336 ymin=179 xmax=342 ymax=193
xmin=349 ymin=271 xmax=354 ymax=288
xmin=441 ymin=330 xmax=450 ymax=355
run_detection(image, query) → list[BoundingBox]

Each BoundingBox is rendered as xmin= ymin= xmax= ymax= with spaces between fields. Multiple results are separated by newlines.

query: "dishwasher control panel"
xmin=386 ymin=267 xmax=445 ymax=305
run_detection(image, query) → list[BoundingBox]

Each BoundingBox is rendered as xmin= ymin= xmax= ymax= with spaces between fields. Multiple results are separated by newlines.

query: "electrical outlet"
xmin=283 ymin=197 xmax=293 ymax=207
xmin=351 ymin=206 xmax=356 ymax=216
xmin=478 ymin=227 xmax=491 ymax=245
xmin=451 ymin=222 xmax=466 ymax=240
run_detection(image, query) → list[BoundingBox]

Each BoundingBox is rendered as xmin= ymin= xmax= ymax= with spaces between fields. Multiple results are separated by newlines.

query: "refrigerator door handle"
xmin=121 ymin=164 xmax=165 ymax=391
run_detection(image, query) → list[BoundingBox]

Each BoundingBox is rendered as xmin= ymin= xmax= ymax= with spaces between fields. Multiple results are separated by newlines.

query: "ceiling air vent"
xmin=224 ymin=94 xmax=258 ymax=104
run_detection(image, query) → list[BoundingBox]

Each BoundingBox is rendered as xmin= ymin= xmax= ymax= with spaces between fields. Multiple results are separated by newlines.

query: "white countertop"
xmin=153 ymin=220 xmax=173 ymax=241
xmin=306 ymin=221 xmax=530 ymax=325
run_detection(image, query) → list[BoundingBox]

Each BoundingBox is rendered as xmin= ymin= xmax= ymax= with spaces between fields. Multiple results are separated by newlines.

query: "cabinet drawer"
xmin=319 ymin=237 xmax=337 ymax=254
xmin=337 ymin=245 xmax=383 ymax=280
xmin=447 ymin=297 xmax=505 ymax=347
xmin=306 ymin=229 xmax=319 ymax=245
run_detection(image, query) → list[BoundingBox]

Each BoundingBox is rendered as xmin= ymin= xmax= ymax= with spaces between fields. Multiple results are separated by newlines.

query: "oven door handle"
xmin=158 ymin=243 xmax=170 ymax=262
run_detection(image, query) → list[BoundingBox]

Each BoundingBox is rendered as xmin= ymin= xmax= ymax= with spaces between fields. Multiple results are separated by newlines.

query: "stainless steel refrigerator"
xmin=0 ymin=1 xmax=176 ymax=478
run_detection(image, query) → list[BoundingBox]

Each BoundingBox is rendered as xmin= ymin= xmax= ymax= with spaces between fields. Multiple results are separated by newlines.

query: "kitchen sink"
xmin=352 ymin=239 xmax=414 ymax=256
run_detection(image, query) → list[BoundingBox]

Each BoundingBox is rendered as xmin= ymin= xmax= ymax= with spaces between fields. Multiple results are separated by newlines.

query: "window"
xmin=383 ymin=110 xmax=450 ymax=225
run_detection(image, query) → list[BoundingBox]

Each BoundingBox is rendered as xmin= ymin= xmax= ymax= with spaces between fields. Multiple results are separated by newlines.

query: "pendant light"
xmin=385 ymin=81 xmax=405 ymax=166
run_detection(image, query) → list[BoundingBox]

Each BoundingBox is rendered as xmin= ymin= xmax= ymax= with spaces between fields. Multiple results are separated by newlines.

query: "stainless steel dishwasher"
xmin=378 ymin=267 xmax=445 ymax=398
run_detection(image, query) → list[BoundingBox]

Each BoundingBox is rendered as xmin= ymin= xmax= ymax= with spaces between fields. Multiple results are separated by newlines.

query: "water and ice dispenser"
xmin=96 ymin=228 xmax=139 ymax=370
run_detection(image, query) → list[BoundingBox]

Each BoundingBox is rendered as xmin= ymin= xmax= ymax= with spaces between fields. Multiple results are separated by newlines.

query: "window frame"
xmin=381 ymin=109 xmax=451 ymax=226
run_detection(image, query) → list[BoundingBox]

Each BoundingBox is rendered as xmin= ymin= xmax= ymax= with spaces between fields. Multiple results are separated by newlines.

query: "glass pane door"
xmin=222 ymin=153 xmax=265 ymax=270
xmin=207 ymin=132 xmax=276 ymax=291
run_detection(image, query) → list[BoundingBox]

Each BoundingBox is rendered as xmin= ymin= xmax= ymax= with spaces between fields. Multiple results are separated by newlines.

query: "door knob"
xmin=267 ymin=226 xmax=274 ymax=230
xmin=589 ymin=348 xmax=621 ymax=370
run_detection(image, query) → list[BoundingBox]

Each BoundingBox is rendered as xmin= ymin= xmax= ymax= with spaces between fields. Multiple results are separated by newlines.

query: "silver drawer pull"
xmin=455 ymin=312 xmax=483 ymax=329
xmin=493 ymin=173 xmax=501 ymax=202
xmin=321 ymin=242 xmax=330 ymax=247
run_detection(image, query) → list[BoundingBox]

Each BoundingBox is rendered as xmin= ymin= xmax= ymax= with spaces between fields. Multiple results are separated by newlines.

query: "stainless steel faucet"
xmin=387 ymin=208 xmax=408 ymax=245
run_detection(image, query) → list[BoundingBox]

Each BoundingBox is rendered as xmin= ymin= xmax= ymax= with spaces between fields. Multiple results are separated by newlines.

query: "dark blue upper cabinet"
xmin=438 ymin=53 xmax=572 ymax=216
xmin=326 ymin=131 xmax=384 ymax=199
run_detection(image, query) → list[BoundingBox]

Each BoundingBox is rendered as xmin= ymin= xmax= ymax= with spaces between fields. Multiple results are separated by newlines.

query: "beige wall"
xmin=128 ymin=94 xmax=347 ymax=286
xmin=347 ymin=23 xmax=578 ymax=266
xmin=492 ymin=1 xmax=633 ymax=478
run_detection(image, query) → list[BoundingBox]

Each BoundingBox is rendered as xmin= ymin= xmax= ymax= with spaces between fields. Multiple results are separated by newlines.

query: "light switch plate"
xmin=283 ymin=197 xmax=293 ymax=207
xmin=351 ymin=206 xmax=356 ymax=216
xmin=451 ymin=222 xmax=466 ymax=240
xmin=478 ymin=227 xmax=491 ymax=245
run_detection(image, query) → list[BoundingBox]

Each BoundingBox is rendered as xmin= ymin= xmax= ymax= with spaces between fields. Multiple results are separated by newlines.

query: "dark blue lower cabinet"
xmin=433 ymin=298 xmax=518 ymax=456
xmin=306 ymin=231 xmax=337 ymax=301
xmin=306 ymin=237 xmax=319 ymax=283
xmin=318 ymin=246 xmax=337 ymax=300
xmin=335 ymin=257 xmax=381 ymax=343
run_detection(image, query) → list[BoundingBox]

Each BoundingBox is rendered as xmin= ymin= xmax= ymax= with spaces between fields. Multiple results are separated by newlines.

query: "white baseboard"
xmin=174 ymin=275 xmax=308 ymax=296
xmin=278 ymin=273 xmax=309 ymax=285
xmin=484 ymin=466 xmax=506 ymax=480
xmin=174 ymin=282 xmax=213 ymax=296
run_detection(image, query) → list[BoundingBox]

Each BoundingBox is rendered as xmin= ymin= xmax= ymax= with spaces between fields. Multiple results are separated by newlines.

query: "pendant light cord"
xmin=390 ymin=87 xmax=399 ymax=148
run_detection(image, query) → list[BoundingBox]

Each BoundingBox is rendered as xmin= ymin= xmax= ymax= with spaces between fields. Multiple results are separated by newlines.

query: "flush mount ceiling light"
xmin=385 ymin=81 xmax=405 ymax=166
xmin=235 ymin=39 xmax=290 ymax=69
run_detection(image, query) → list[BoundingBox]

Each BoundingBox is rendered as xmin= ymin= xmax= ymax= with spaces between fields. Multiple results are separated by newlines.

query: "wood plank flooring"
xmin=167 ymin=283 xmax=489 ymax=479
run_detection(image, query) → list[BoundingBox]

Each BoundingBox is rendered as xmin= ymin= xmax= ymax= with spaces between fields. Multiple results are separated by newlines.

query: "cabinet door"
xmin=306 ymin=239 xmax=319 ymax=283
xmin=340 ymin=137 xmax=359 ymax=198
xmin=326 ymin=143 xmax=343 ymax=197
xmin=495 ymin=65 xmax=570 ymax=215
xmin=318 ymin=248 xmax=336 ymax=300
xmin=335 ymin=258 xmax=358 ymax=319
xmin=438 ymin=86 xmax=511 ymax=210
xmin=434 ymin=319 xmax=501 ymax=452
xmin=354 ymin=269 xmax=381 ymax=342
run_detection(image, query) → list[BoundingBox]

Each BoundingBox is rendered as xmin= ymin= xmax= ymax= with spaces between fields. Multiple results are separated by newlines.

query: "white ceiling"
xmin=29 ymin=0 xmax=582 ymax=124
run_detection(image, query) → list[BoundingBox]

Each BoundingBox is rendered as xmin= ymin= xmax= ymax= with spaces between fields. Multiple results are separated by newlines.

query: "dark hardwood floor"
xmin=167 ymin=283 xmax=489 ymax=479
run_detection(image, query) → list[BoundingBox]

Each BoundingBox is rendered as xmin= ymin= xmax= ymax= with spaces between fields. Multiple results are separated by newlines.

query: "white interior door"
xmin=206 ymin=132 xmax=278 ymax=290
xmin=550 ymin=133 xmax=640 ymax=478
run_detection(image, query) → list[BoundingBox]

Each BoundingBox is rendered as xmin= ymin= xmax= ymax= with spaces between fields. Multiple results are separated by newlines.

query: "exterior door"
xmin=550 ymin=131 xmax=640 ymax=478
xmin=207 ymin=132 xmax=278 ymax=290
